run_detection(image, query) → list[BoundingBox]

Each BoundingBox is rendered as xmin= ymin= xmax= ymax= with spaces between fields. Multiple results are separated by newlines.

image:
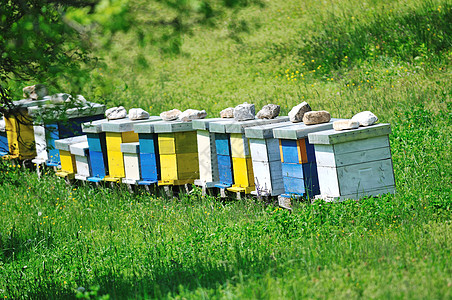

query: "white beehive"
xmin=70 ymin=141 xmax=91 ymax=181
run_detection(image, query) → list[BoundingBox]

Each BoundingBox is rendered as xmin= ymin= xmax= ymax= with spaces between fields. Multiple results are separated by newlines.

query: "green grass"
xmin=1 ymin=0 xmax=452 ymax=298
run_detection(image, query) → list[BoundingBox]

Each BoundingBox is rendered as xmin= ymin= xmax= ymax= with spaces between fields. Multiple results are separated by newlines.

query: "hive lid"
xmin=101 ymin=116 xmax=161 ymax=132
xmin=273 ymin=119 xmax=341 ymax=140
xmin=308 ymin=123 xmax=391 ymax=145
xmin=27 ymin=102 xmax=105 ymax=120
xmin=210 ymin=116 xmax=289 ymax=134
xmin=152 ymin=120 xmax=195 ymax=133
xmin=70 ymin=141 xmax=89 ymax=156
xmin=82 ymin=118 xmax=110 ymax=133
xmin=120 ymin=142 xmax=140 ymax=154
xmin=55 ymin=135 xmax=87 ymax=151
xmin=192 ymin=118 xmax=233 ymax=130
xmin=244 ymin=121 xmax=294 ymax=139
xmin=133 ymin=120 xmax=168 ymax=134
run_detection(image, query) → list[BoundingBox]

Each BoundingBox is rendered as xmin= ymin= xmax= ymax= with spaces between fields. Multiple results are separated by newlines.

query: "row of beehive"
xmin=43 ymin=114 xmax=395 ymax=201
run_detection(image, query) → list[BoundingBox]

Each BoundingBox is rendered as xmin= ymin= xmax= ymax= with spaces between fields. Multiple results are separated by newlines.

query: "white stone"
xmin=220 ymin=107 xmax=234 ymax=118
xmin=233 ymin=103 xmax=255 ymax=121
xmin=105 ymin=106 xmax=127 ymax=120
xmin=129 ymin=108 xmax=150 ymax=120
xmin=0 ymin=117 xmax=5 ymax=132
xmin=160 ymin=109 xmax=182 ymax=121
xmin=23 ymin=84 xmax=48 ymax=100
xmin=303 ymin=110 xmax=331 ymax=125
xmin=333 ymin=120 xmax=360 ymax=131
xmin=256 ymin=104 xmax=280 ymax=119
xmin=351 ymin=111 xmax=378 ymax=127
xmin=289 ymin=102 xmax=311 ymax=123
xmin=178 ymin=109 xmax=207 ymax=122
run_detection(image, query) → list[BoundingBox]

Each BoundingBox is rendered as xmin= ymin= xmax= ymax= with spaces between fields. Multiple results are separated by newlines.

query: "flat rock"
xmin=233 ymin=103 xmax=255 ymax=121
xmin=160 ymin=109 xmax=181 ymax=121
xmin=351 ymin=111 xmax=378 ymax=126
xmin=256 ymin=104 xmax=280 ymax=119
xmin=220 ymin=107 xmax=234 ymax=118
xmin=303 ymin=110 xmax=331 ymax=125
xmin=23 ymin=84 xmax=48 ymax=100
xmin=129 ymin=108 xmax=150 ymax=120
xmin=289 ymin=102 xmax=311 ymax=123
xmin=333 ymin=119 xmax=359 ymax=131
xmin=178 ymin=109 xmax=207 ymax=122
xmin=105 ymin=106 xmax=127 ymax=120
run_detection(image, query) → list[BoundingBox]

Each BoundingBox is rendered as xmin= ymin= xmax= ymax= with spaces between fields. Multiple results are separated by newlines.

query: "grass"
xmin=1 ymin=0 xmax=452 ymax=298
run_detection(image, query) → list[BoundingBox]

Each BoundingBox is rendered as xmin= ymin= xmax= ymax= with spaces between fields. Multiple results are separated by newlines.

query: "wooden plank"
xmin=273 ymin=119 xmax=339 ymax=140
xmin=281 ymin=163 xmax=304 ymax=179
xmin=280 ymin=139 xmax=299 ymax=163
xmin=338 ymin=186 xmax=396 ymax=201
xmin=192 ymin=118 xmax=231 ymax=131
xmin=337 ymin=158 xmax=395 ymax=195
xmin=33 ymin=125 xmax=48 ymax=161
xmin=308 ymin=123 xmax=391 ymax=145
xmin=244 ymin=121 xmax=293 ymax=139
xmin=27 ymin=102 xmax=105 ymax=119
xmin=82 ymin=118 xmax=109 ymax=134
xmin=197 ymin=130 xmax=218 ymax=182
xmin=121 ymin=142 xmax=140 ymax=154
xmin=139 ymin=152 xmax=159 ymax=182
xmin=217 ymin=154 xmax=234 ymax=184
xmin=138 ymin=133 xmax=158 ymax=154
xmin=124 ymin=153 xmax=141 ymax=180
xmin=252 ymin=160 xmax=284 ymax=196
xmin=333 ymin=135 xmax=390 ymax=154
xmin=209 ymin=117 xmax=289 ymax=134
xmin=133 ymin=120 xmax=167 ymax=134
xmin=87 ymin=133 xmax=105 ymax=152
xmin=59 ymin=150 xmax=77 ymax=174
xmin=160 ymin=154 xmax=177 ymax=180
xmin=153 ymin=120 xmax=194 ymax=133
xmin=230 ymin=133 xmax=250 ymax=158
xmin=249 ymin=138 xmax=269 ymax=162
xmin=176 ymin=152 xmax=199 ymax=176
xmin=101 ymin=116 xmax=161 ymax=133
xmin=318 ymin=146 xmax=392 ymax=168
xmin=232 ymin=157 xmax=254 ymax=187
xmin=317 ymin=166 xmax=340 ymax=197
xmin=215 ymin=133 xmax=230 ymax=155
xmin=121 ymin=131 xmax=139 ymax=143
xmin=89 ymin=150 xmax=107 ymax=179
xmin=107 ymin=151 xmax=125 ymax=178
xmin=158 ymin=133 xmax=176 ymax=154
xmin=175 ymin=131 xmax=198 ymax=153
xmin=105 ymin=132 xmax=122 ymax=152
xmin=55 ymin=135 xmax=87 ymax=152
xmin=75 ymin=155 xmax=91 ymax=177
xmin=70 ymin=141 xmax=89 ymax=157
xmin=5 ymin=113 xmax=36 ymax=159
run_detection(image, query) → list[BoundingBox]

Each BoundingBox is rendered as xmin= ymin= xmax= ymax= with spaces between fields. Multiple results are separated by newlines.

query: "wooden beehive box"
xmin=55 ymin=135 xmax=87 ymax=179
xmin=244 ymin=121 xmax=295 ymax=196
xmin=273 ymin=120 xmax=338 ymax=199
xmin=101 ymin=116 xmax=161 ymax=182
xmin=308 ymin=123 xmax=395 ymax=201
xmin=192 ymin=118 xmax=235 ymax=189
xmin=82 ymin=119 xmax=110 ymax=182
xmin=0 ymin=117 xmax=8 ymax=156
xmin=153 ymin=121 xmax=199 ymax=186
xmin=28 ymin=102 xmax=105 ymax=167
xmin=210 ymin=117 xmax=289 ymax=194
xmin=133 ymin=120 xmax=168 ymax=186
xmin=69 ymin=141 xmax=91 ymax=181
xmin=120 ymin=142 xmax=141 ymax=184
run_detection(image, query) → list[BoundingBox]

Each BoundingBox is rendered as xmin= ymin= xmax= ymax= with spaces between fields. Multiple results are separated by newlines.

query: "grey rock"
xmin=129 ymin=108 xmax=150 ymax=120
xmin=160 ymin=109 xmax=182 ymax=121
xmin=220 ymin=107 xmax=234 ymax=118
xmin=105 ymin=106 xmax=127 ymax=120
xmin=233 ymin=103 xmax=255 ymax=121
xmin=256 ymin=104 xmax=280 ymax=119
xmin=288 ymin=102 xmax=312 ymax=123
xmin=333 ymin=120 xmax=360 ymax=131
xmin=303 ymin=110 xmax=331 ymax=125
xmin=178 ymin=109 xmax=207 ymax=122
xmin=23 ymin=84 xmax=48 ymax=100
xmin=351 ymin=111 xmax=378 ymax=127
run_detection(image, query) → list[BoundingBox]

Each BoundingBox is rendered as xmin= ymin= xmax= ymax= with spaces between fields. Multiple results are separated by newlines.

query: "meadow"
xmin=1 ymin=0 xmax=451 ymax=298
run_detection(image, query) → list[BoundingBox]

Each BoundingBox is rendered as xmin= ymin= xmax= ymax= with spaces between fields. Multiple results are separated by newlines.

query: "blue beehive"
xmin=0 ymin=118 xmax=8 ymax=156
xmin=82 ymin=119 xmax=110 ymax=182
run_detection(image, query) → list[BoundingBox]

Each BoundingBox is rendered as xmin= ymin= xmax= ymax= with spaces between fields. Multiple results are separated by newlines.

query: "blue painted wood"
xmin=87 ymin=133 xmax=104 ymax=152
xmin=280 ymin=139 xmax=299 ymax=163
xmin=58 ymin=114 xmax=104 ymax=138
xmin=301 ymin=162 xmax=318 ymax=179
xmin=304 ymin=139 xmax=317 ymax=163
xmin=139 ymin=153 xmax=159 ymax=182
xmin=283 ymin=177 xmax=306 ymax=195
xmin=303 ymin=175 xmax=320 ymax=197
xmin=217 ymin=154 xmax=233 ymax=184
xmin=139 ymin=133 xmax=158 ymax=154
xmin=0 ymin=132 xmax=8 ymax=155
xmin=281 ymin=163 xmax=304 ymax=179
xmin=215 ymin=133 xmax=230 ymax=156
xmin=88 ymin=150 xmax=108 ymax=179
xmin=46 ymin=123 xmax=60 ymax=166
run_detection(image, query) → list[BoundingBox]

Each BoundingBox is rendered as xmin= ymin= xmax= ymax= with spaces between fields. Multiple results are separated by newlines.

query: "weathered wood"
xmin=244 ymin=121 xmax=293 ymax=139
xmin=55 ymin=135 xmax=87 ymax=152
xmin=196 ymin=130 xmax=219 ymax=183
xmin=230 ymin=133 xmax=251 ymax=158
xmin=153 ymin=120 xmax=194 ymax=133
xmin=120 ymin=142 xmax=140 ymax=154
xmin=273 ymin=119 xmax=339 ymax=140
xmin=101 ymin=116 xmax=161 ymax=133
xmin=33 ymin=125 xmax=48 ymax=161
xmin=307 ymin=123 xmax=391 ymax=145
xmin=192 ymin=118 xmax=231 ymax=131
xmin=209 ymin=117 xmax=289 ymax=134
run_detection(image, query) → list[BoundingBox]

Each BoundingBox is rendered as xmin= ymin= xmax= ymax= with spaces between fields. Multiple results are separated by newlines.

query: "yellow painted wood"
xmin=105 ymin=132 xmax=122 ymax=152
xmin=121 ymin=131 xmax=139 ymax=143
xmin=160 ymin=154 xmax=177 ymax=180
xmin=59 ymin=150 xmax=76 ymax=174
xmin=232 ymin=157 xmax=254 ymax=187
xmin=230 ymin=133 xmax=250 ymax=158
xmin=5 ymin=114 xmax=36 ymax=159
xmin=175 ymin=131 xmax=197 ymax=153
xmin=159 ymin=178 xmax=194 ymax=186
xmin=177 ymin=152 xmax=199 ymax=179
xmin=279 ymin=140 xmax=284 ymax=163
xmin=158 ymin=133 xmax=176 ymax=154
xmin=107 ymin=151 xmax=125 ymax=178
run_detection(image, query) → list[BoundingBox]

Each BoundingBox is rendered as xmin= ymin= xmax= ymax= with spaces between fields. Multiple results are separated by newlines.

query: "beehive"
xmin=273 ymin=120 xmax=338 ymax=199
xmin=244 ymin=121 xmax=295 ymax=196
xmin=54 ymin=135 xmax=87 ymax=179
xmin=209 ymin=117 xmax=289 ymax=194
xmin=192 ymin=118 xmax=235 ymax=189
xmin=120 ymin=142 xmax=141 ymax=184
xmin=101 ymin=116 xmax=161 ymax=182
xmin=28 ymin=103 xmax=105 ymax=166
xmin=0 ymin=117 xmax=8 ymax=156
xmin=69 ymin=141 xmax=91 ymax=181
xmin=82 ymin=119 xmax=110 ymax=182
xmin=308 ymin=123 xmax=395 ymax=201
xmin=153 ymin=121 xmax=199 ymax=186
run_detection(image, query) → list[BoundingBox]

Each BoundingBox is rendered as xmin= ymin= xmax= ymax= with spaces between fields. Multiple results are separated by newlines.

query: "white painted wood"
xmin=319 ymin=185 xmax=396 ymax=202
xmin=244 ymin=121 xmax=293 ymax=139
xmin=70 ymin=142 xmax=89 ymax=157
xmin=82 ymin=118 xmax=109 ymax=133
xmin=120 ymin=142 xmax=140 ymax=154
xmin=33 ymin=125 xmax=48 ymax=161
xmin=308 ymin=123 xmax=391 ymax=145
xmin=75 ymin=155 xmax=90 ymax=177
xmin=27 ymin=102 xmax=105 ymax=119
xmin=55 ymin=135 xmax=87 ymax=151
xmin=333 ymin=135 xmax=389 ymax=154
xmin=249 ymin=138 xmax=281 ymax=162
xmin=317 ymin=166 xmax=340 ymax=197
xmin=252 ymin=160 xmax=284 ymax=196
xmin=123 ymin=153 xmax=141 ymax=180
xmin=337 ymin=158 xmax=395 ymax=195
xmin=196 ymin=130 xmax=218 ymax=183
xmin=315 ymin=144 xmax=392 ymax=168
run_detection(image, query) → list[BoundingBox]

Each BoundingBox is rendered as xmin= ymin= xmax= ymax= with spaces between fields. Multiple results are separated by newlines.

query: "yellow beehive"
xmin=4 ymin=113 xmax=36 ymax=159
xmin=229 ymin=156 xmax=254 ymax=193
xmin=54 ymin=136 xmax=87 ymax=179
